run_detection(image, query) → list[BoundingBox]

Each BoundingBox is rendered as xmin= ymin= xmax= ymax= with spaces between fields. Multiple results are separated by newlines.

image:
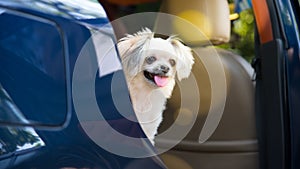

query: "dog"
xmin=118 ymin=28 xmax=194 ymax=145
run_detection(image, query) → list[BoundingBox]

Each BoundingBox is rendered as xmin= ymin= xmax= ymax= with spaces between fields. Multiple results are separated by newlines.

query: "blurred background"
xmin=98 ymin=0 xmax=255 ymax=62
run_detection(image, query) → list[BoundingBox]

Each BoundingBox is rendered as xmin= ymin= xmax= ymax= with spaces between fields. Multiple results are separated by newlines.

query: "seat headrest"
xmin=158 ymin=0 xmax=230 ymax=45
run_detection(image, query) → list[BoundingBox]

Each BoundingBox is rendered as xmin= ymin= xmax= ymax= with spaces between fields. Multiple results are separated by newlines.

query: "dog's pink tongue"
xmin=154 ymin=76 xmax=169 ymax=87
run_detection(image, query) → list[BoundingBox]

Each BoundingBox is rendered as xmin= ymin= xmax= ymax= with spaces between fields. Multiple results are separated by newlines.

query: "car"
xmin=0 ymin=0 xmax=299 ymax=169
xmin=0 ymin=0 xmax=165 ymax=169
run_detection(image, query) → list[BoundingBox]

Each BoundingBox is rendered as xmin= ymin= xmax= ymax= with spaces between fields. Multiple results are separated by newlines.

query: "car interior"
xmin=101 ymin=0 xmax=259 ymax=168
xmin=102 ymin=0 xmax=259 ymax=168
xmin=152 ymin=0 xmax=258 ymax=169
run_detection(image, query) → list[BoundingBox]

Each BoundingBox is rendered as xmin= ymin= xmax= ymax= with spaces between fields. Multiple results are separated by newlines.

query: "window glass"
xmin=218 ymin=0 xmax=255 ymax=62
xmin=0 ymin=9 xmax=68 ymax=125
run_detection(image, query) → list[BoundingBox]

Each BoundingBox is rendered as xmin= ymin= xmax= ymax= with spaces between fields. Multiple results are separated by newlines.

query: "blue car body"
xmin=0 ymin=0 xmax=165 ymax=168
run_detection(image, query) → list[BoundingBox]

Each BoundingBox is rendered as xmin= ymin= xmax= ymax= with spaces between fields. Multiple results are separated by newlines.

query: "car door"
xmin=252 ymin=0 xmax=300 ymax=168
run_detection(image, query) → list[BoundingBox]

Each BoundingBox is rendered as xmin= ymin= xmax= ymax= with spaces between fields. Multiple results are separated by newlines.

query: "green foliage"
xmin=218 ymin=9 xmax=255 ymax=62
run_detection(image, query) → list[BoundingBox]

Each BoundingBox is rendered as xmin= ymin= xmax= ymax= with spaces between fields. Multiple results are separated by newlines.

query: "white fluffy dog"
xmin=118 ymin=28 xmax=194 ymax=145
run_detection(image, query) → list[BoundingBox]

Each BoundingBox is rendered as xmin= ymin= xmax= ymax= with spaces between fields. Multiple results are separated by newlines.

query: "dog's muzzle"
xmin=144 ymin=65 xmax=170 ymax=87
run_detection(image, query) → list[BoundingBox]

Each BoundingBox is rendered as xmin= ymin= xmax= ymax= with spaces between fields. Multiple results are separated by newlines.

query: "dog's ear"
xmin=118 ymin=28 xmax=153 ymax=77
xmin=169 ymin=38 xmax=194 ymax=81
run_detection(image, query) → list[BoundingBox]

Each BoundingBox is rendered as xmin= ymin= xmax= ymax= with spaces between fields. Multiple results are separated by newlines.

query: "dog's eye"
xmin=169 ymin=59 xmax=176 ymax=66
xmin=146 ymin=56 xmax=156 ymax=64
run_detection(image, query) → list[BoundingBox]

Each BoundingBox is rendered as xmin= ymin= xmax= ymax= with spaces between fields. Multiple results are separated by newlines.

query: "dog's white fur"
xmin=118 ymin=28 xmax=194 ymax=145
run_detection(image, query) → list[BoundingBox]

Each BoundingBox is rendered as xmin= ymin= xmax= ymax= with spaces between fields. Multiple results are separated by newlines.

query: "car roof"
xmin=0 ymin=0 xmax=108 ymax=21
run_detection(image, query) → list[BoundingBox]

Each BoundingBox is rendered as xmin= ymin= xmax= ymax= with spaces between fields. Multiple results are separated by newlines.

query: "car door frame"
xmin=252 ymin=0 xmax=300 ymax=169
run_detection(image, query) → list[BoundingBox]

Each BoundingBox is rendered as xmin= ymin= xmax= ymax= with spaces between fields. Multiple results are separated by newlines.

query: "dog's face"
xmin=118 ymin=28 xmax=194 ymax=89
xmin=141 ymin=38 xmax=178 ymax=88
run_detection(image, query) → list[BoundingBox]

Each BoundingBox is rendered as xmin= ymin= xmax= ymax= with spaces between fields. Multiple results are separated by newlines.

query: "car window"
xmin=0 ymin=8 xmax=68 ymax=126
xmin=218 ymin=0 xmax=255 ymax=62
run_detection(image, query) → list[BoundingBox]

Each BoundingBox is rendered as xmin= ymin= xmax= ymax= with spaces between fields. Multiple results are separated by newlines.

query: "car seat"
xmin=154 ymin=0 xmax=259 ymax=169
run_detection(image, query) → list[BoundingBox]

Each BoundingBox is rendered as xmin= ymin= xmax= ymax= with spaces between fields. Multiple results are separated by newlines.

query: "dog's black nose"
xmin=160 ymin=65 xmax=169 ymax=73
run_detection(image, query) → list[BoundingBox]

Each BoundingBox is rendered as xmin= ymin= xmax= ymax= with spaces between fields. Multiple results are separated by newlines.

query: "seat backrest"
xmin=157 ymin=0 xmax=230 ymax=45
xmin=156 ymin=47 xmax=258 ymax=169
